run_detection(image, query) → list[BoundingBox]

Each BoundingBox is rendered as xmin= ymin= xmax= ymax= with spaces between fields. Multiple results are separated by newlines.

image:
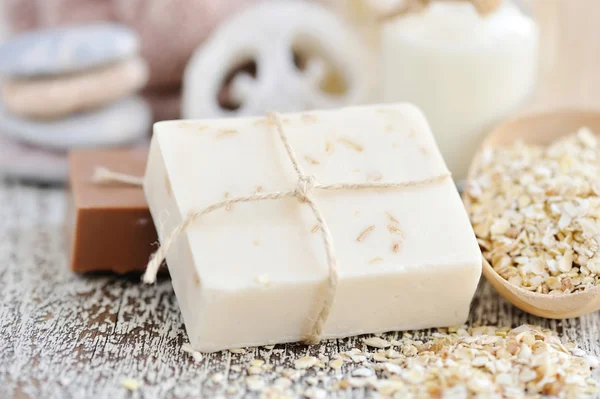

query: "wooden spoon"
xmin=463 ymin=109 xmax=600 ymax=318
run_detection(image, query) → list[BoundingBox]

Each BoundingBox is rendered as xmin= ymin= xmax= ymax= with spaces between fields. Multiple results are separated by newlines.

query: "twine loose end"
xmin=142 ymin=253 xmax=164 ymax=284
xmin=91 ymin=166 xmax=144 ymax=187
xmin=92 ymin=166 xmax=115 ymax=183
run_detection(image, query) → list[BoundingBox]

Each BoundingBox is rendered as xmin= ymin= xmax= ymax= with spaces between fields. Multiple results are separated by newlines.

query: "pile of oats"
xmin=185 ymin=325 xmax=598 ymax=398
xmin=467 ymin=127 xmax=600 ymax=294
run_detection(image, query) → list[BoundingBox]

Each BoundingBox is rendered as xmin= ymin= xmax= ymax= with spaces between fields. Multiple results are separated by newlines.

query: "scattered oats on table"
xmin=467 ymin=127 xmax=600 ymax=294
xmin=120 ymin=378 xmax=140 ymax=391
xmin=181 ymin=325 xmax=598 ymax=398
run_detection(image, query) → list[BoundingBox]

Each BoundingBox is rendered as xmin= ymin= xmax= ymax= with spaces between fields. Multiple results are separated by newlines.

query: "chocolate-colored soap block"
xmin=67 ymin=148 xmax=156 ymax=274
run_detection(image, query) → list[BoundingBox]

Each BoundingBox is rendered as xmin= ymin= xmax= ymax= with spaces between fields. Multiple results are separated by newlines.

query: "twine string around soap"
xmin=93 ymin=111 xmax=451 ymax=345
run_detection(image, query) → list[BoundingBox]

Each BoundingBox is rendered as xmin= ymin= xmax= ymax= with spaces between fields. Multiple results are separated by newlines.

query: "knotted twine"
xmin=93 ymin=111 xmax=452 ymax=344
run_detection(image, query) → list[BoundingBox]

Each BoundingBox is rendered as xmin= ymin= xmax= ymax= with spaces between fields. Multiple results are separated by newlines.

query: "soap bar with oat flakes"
xmin=143 ymin=103 xmax=482 ymax=352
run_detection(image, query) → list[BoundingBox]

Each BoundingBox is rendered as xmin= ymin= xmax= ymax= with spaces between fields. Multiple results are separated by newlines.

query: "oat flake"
xmin=467 ymin=128 xmax=600 ymax=294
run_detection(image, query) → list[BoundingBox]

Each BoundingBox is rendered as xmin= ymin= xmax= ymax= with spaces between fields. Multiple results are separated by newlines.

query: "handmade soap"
xmin=2 ymin=57 xmax=149 ymax=119
xmin=68 ymin=148 xmax=156 ymax=274
xmin=0 ymin=23 xmax=138 ymax=77
xmin=144 ymin=104 xmax=481 ymax=352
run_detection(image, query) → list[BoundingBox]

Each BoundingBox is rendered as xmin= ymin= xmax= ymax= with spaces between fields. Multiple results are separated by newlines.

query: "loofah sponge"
xmin=182 ymin=1 xmax=376 ymax=119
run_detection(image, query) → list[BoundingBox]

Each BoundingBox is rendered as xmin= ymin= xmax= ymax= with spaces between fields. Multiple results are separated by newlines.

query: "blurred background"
xmin=0 ymin=0 xmax=596 ymax=184
xmin=0 ymin=5 xmax=6 ymax=38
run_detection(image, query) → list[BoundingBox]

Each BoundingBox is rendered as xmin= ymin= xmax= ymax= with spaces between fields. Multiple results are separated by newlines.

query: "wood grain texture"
xmin=0 ymin=182 xmax=599 ymax=398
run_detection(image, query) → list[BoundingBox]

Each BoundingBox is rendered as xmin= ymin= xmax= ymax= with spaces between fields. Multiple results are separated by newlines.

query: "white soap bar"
xmin=144 ymin=104 xmax=481 ymax=352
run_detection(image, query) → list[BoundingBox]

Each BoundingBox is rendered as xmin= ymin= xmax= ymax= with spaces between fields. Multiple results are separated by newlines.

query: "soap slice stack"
xmin=0 ymin=23 xmax=151 ymax=183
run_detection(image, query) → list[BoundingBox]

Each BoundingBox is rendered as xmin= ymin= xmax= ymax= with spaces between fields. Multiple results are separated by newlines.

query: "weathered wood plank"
xmin=0 ymin=182 xmax=599 ymax=398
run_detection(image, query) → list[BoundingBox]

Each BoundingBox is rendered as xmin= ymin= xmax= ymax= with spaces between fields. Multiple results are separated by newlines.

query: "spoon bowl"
xmin=463 ymin=109 xmax=600 ymax=318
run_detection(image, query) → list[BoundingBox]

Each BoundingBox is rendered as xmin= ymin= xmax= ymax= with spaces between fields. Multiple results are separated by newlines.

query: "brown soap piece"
xmin=67 ymin=148 xmax=156 ymax=274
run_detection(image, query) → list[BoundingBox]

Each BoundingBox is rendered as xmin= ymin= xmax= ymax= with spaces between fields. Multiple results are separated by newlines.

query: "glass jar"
xmin=380 ymin=0 xmax=538 ymax=180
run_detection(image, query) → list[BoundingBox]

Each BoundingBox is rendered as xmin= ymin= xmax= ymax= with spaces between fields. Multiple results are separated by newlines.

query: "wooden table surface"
xmin=0 ymin=182 xmax=599 ymax=399
xmin=3 ymin=2 xmax=600 ymax=398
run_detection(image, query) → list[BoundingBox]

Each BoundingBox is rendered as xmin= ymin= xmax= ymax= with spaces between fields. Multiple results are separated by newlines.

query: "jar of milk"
xmin=380 ymin=0 xmax=538 ymax=180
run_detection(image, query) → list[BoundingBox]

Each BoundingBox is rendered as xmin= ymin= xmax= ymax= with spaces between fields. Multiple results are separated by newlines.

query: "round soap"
xmin=0 ymin=96 xmax=151 ymax=150
xmin=2 ymin=57 xmax=149 ymax=119
xmin=0 ymin=133 xmax=68 ymax=184
xmin=0 ymin=23 xmax=139 ymax=77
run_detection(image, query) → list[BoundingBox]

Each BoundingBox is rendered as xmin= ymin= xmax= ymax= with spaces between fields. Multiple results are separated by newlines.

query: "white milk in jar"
xmin=380 ymin=1 xmax=538 ymax=179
